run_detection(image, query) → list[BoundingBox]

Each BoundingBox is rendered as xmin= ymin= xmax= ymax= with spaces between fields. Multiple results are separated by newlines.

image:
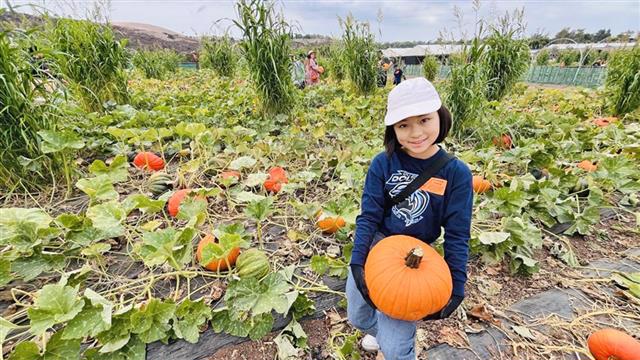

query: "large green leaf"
xmin=62 ymin=289 xmax=113 ymax=340
xmin=38 ymin=130 xmax=85 ymax=154
xmin=130 ymin=299 xmax=176 ymax=343
xmin=225 ymin=273 xmax=291 ymax=315
xmin=8 ymin=331 xmax=80 ymax=360
xmin=122 ymin=194 xmax=166 ymax=214
xmin=27 ymin=283 xmax=85 ymax=335
xmin=88 ymin=155 xmax=129 ymax=183
xmin=135 ymin=227 xmax=195 ymax=270
xmin=76 ymin=176 xmax=119 ymax=203
xmin=0 ymin=208 xmax=54 ymax=251
xmin=171 ymin=299 xmax=212 ymax=343
xmin=86 ymin=201 xmax=126 ymax=239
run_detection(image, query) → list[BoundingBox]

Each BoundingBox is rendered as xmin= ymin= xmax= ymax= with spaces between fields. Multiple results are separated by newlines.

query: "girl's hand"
xmin=423 ymin=295 xmax=464 ymax=320
xmin=350 ymin=264 xmax=377 ymax=309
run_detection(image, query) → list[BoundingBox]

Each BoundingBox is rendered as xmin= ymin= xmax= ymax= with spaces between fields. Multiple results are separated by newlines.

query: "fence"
xmin=179 ymin=62 xmax=608 ymax=88
xmin=402 ymin=64 xmax=607 ymax=87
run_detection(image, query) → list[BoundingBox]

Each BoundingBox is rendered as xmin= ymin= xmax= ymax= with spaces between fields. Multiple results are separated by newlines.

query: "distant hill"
xmin=0 ymin=11 xmax=199 ymax=54
xmin=0 ymin=11 xmax=334 ymax=55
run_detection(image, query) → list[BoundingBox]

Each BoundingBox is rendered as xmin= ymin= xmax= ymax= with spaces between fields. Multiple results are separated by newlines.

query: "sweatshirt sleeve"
xmin=350 ymin=156 xmax=386 ymax=266
xmin=442 ymin=162 xmax=473 ymax=297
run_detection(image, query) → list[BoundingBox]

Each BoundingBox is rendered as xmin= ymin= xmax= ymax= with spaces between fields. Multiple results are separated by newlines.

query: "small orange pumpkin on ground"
xmin=133 ymin=152 xmax=165 ymax=171
xmin=365 ymin=235 xmax=452 ymax=321
xmin=196 ymin=234 xmax=240 ymax=271
xmin=492 ymin=134 xmax=513 ymax=149
xmin=316 ymin=212 xmax=346 ymax=234
xmin=264 ymin=167 xmax=288 ymax=193
xmin=472 ymin=176 xmax=492 ymax=193
xmin=587 ymin=328 xmax=640 ymax=360
xmin=593 ymin=117 xmax=617 ymax=127
xmin=167 ymin=189 xmax=206 ymax=217
xmin=577 ymin=160 xmax=598 ymax=172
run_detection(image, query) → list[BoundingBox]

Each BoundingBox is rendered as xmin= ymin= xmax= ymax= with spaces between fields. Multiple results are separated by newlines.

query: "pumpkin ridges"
xmin=587 ymin=328 xmax=640 ymax=360
xmin=365 ymin=236 xmax=452 ymax=321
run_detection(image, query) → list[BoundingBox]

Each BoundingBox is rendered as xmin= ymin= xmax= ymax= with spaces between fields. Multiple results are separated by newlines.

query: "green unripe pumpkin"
xmin=235 ymin=249 xmax=270 ymax=279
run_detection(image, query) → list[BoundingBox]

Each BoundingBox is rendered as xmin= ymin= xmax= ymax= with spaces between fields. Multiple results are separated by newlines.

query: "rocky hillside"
xmin=0 ymin=11 xmax=199 ymax=54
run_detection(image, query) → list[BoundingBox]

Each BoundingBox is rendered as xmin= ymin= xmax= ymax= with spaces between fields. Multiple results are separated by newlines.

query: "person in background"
xmin=377 ymin=58 xmax=391 ymax=88
xmin=292 ymin=53 xmax=306 ymax=89
xmin=190 ymin=51 xmax=199 ymax=70
xmin=305 ymin=50 xmax=322 ymax=86
xmin=393 ymin=63 xmax=406 ymax=85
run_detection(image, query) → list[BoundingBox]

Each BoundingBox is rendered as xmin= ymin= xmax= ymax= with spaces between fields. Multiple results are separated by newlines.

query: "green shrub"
xmin=535 ymin=49 xmax=549 ymax=65
xmin=49 ymin=18 xmax=129 ymax=112
xmin=132 ymin=49 xmax=182 ymax=79
xmin=605 ymin=46 xmax=640 ymax=115
xmin=200 ymin=34 xmax=237 ymax=77
xmin=422 ymin=55 xmax=439 ymax=81
xmin=234 ymin=0 xmax=295 ymax=114
xmin=339 ymin=14 xmax=378 ymax=94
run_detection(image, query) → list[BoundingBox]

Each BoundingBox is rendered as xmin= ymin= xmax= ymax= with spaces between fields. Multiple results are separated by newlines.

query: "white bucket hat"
xmin=384 ymin=77 xmax=442 ymax=126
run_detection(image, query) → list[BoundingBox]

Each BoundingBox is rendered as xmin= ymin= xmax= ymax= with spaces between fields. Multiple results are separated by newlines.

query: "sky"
xmin=8 ymin=0 xmax=640 ymax=42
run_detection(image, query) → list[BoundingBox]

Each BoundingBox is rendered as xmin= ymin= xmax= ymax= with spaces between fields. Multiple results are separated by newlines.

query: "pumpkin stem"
xmin=404 ymin=247 xmax=424 ymax=269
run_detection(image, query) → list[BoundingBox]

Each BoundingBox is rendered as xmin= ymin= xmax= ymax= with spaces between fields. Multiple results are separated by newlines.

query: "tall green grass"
xmin=234 ymin=0 xmax=295 ymax=115
xmin=339 ymin=15 xmax=378 ymax=94
xmin=482 ymin=10 xmax=530 ymax=102
xmin=49 ymin=18 xmax=129 ymax=112
xmin=200 ymin=34 xmax=237 ymax=77
xmin=422 ymin=55 xmax=439 ymax=82
xmin=132 ymin=49 xmax=182 ymax=79
xmin=325 ymin=41 xmax=347 ymax=81
xmin=606 ymin=46 xmax=640 ymax=115
xmin=0 ymin=24 xmax=60 ymax=190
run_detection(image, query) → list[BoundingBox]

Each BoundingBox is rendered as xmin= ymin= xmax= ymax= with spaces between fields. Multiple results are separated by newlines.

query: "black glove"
xmin=423 ymin=295 xmax=464 ymax=320
xmin=350 ymin=264 xmax=376 ymax=309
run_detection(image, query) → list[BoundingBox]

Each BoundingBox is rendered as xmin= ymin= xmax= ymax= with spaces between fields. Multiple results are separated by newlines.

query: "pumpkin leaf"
xmin=244 ymin=173 xmax=268 ymax=187
xmin=122 ymin=194 xmax=165 ymax=214
xmin=88 ymin=155 xmax=128 ymax=183
xmin=234 ymin=191 xmax=265 ymax=203
xmin=27 ymin=283 xmax=85 ymax=335
xmin=76 ymin=176 xmax=119 ymax=203
xmin=171 ymin=298 xmax=212 ymax=344
xmin=84 ymin=336 xmax=145 ymax=360
xmin=130 ymin=299 xmax=176 ymax=343
xmin=229 ymin=156 xmax=257 ymax=170
xmin=1 ymin=317 xmax=18 ymax=355
xmin=0 ymin=208 xmax=54 ymax=252
xmin=86 ymin=201 xmax=126 ymax=239
xmin=478 ymin=232 xmax=510 ymax=245
xmin=244 ymin=198 xmax=274 ymax=222
xmin=225 ymin=273 xmax=291 ymax=315
xmin=38 ymin=130 xmax=85 ymax=154
xmin=8 ymin=331 xmax=81 ymax=360
xmin=135 ymin=227 xmax=195 ymax=270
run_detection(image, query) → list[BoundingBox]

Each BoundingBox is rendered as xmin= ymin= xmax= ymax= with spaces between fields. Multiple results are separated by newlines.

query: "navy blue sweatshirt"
xmin=351 ymin=147 xmax=473 ymax=297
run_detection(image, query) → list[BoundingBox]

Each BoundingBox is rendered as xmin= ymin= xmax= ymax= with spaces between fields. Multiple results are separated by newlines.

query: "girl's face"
xmin=393 ymin=111 xmax=440 ymax=158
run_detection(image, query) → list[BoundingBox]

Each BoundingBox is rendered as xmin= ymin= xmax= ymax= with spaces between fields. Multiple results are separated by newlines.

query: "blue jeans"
xmin=346 ymin=233 xmax=417 ymax=360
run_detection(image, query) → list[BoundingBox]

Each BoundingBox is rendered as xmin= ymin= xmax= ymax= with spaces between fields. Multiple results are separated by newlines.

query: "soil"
xmin=203 ymin=210 xmax=639 ymax=360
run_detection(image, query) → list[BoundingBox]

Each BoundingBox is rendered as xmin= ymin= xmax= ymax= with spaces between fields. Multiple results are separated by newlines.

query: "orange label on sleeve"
xmin=420 ymin=178 xmax=447 ymax=196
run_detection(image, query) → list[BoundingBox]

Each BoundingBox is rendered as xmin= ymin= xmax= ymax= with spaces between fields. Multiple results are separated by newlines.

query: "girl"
xmin=305 ymin=50 xmax=321 ymax=86
xmin=347 ymin=77 xmax=473 ymax=360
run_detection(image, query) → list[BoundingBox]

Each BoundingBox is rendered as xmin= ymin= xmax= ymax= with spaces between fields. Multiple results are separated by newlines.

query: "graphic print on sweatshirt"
xmin=385 ymin=170 xmax=430 ymax=227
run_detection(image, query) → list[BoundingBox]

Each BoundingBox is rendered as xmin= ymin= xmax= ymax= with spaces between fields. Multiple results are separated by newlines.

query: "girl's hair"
xmin=383 ymin=105 xmax=452 ymax=157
